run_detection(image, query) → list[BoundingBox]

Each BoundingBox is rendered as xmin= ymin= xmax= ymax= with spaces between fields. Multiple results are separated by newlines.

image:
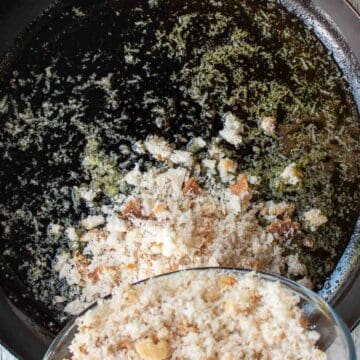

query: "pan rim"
xmin=0 ymin=0 xmax=359 ymax=357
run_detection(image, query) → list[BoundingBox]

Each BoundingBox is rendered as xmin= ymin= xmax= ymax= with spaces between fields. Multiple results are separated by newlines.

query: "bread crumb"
xmin=182 ymin=178 xmax=202 ymax=197
xmin=187 ymin=137 xmax=206 ymax=152
xmin=170 ymin=150 xmax=194 ymax=167
xmin=124 ymin=165 xmax=142 ymax=186
xmin=144 ymin=135 xmax=173 ymax=161
xmin=135 ymin=338 xmax=169 ymax=360
xmin=48 ymin=223 xmax=62 ymax=236
xmin=219 ymin=112 xmax=244 ymax=147
xmin=266 ymin=219 xmax=299 ymax=237
xmin=280 ymin=163 xmax=302 ymax=185
xmin=122 ymin=199 xmax=142 ymax=218
xmin=262 ymin=201 xmax=295 ymax=219
xmin=218 ymin=158 xmax=237 ymax=182
xmin=260 ymin=116 xmax=277 ymax=135
xmin=217 ymin=275 xmax=237 ymax=287
xmin=79 ymin=187 xmax=97 ymax=202
xmin=208 ymin=142 xmax=226 ymax=160
xmin=81 ymin=215 xmax=105 ymax=230
xmin=229 ymin=174 xmax=249 ymax=195
xmin=287 ymin=254 xmax=307 ymax=276
xmin=304 ymin=209 xmax=328 ymax=231
xmin=66 ymin=227 xmax=79 ymax=242
xmin=201 ymin=159 xmax=216 ymax=174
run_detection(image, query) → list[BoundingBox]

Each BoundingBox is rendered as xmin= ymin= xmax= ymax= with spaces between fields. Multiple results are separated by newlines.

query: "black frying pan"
xmin=0 ymin=1 xmax=359 ymax=359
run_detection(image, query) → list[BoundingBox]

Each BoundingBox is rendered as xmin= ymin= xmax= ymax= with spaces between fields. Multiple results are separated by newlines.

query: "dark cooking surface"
xmin=0 ymin=0 xmax=359 ymax=359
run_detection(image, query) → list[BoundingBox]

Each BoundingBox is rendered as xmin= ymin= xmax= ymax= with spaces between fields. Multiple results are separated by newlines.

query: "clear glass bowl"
xmin=43 ymin=267 xmax=357 ymax=360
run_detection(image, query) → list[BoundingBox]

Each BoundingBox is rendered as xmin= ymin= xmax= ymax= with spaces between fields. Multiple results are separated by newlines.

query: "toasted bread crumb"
xmin=229 ymin=174 xmax=249 ymax=195
xmin=182 ymin=178 xmax=202 ymax=197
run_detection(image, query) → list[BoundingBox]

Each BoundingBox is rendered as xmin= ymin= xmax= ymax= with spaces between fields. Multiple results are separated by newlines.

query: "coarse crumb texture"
xmin=55 ymin=135 xmax=308 ymax=314
xmin=68 ymin=271 xmax=326 ymax=360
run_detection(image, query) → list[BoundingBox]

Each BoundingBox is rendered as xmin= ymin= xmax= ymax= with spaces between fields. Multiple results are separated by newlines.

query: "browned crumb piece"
xmin=87 ymin=265 xmax=120 ymax=285
xmin=78 ymin=344 xmax=88 ymax=355
xmin=266 ymin=219 xmax=300 ymax=236
xmin=126 ymin=263 xmax=137 ymax=270
xmin=217 ymin=275 xmax=237 ymax=287
xmin=229 ymin=174 xmax=249 ymax=195
xmin=108 ymin=339 xmax=132 ymax=354
xmin=175 ymin=320 xmax=199 ymax=336
xmin=182 ymin=178 xmax=202 ymax=197
xmin=122 ymin=199 xmax=143 ymax=218
xmin=75 ymin=252 xmax=90 ymax=278
xmin=135 ymin=337 xmax=169 ymax=360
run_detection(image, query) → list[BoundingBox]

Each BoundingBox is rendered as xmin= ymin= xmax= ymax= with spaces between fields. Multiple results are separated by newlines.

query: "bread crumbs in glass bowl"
xmin=43 ymin=268 xmax=356 ymax=360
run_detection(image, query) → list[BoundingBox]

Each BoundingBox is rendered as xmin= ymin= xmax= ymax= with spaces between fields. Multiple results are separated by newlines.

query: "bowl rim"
xmin=43 ymin=267 xmax=357 ymax=360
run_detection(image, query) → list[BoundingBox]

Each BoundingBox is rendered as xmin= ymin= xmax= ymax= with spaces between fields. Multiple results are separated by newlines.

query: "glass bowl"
xmin=43 ymin=267 xmax=357 ymax=360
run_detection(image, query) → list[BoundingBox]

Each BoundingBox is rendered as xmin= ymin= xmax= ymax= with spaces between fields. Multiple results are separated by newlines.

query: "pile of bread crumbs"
xmin=54 ymin=128 xmax=329 ymax=314
xmin=68 ymin=270 xmax=326 ymax=360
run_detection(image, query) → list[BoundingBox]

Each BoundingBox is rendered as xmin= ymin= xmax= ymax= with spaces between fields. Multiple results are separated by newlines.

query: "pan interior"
xmin=0 ymin=0 xmax=359 ymax=334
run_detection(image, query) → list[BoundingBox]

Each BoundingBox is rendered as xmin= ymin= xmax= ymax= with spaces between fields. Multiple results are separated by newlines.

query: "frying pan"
xmin=0 ymin=0 xmax=359 ymax=359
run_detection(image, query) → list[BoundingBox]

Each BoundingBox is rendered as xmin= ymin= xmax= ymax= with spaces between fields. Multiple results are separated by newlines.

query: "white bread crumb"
xmin=304 ymin=209 xmax=328 ymax=231
xmin=81 ymin=215 xmax=105 ymax=230
xmin=48 ymin=223 xmax=62 ymax=235
xmin=201 ymin=159 xmax=216 ymax=174
xmin=78 ymin=187 xmax=97 ymax=202
xmin=260 ymin=116 xmax=277 ymax=135
xmin=280 ymin=163 xmax=302 ymax=186
xmin=219 ymin=112 xmax=244 ymax=146
xmin=187 ymin=137 xmax=206 ymax=152
xmin=66 ymin=227 xmax=79 ymax=242
xmin=170 ymin=150 xmax=194 ymax=167
xmin=218 ymin=158 xmax=237 ymax=182
xmin=144 ymin=135 xmax=173 ymax=160
xmin=208 ymin=142 xmax=226 ymax=160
